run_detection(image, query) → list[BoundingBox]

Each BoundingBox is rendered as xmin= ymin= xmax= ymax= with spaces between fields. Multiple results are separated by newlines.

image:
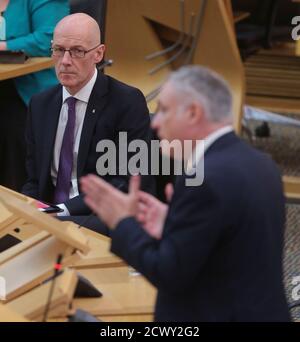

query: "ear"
xmin=186 ymin=103 xmax=203 ymax=125
xmin=94 ymin=44 xmax=105 ymax=64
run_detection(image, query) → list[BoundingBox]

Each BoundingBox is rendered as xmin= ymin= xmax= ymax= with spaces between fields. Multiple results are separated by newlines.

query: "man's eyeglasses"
xmin=51 ymin=43 xmax=101 ymax=58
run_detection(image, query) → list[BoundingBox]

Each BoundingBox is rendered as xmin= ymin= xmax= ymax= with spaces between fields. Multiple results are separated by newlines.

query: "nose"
xmin=61 ymin=50 xmax=72 ymax=65
xmin=151 ymin=112 xmax=160 ymax=131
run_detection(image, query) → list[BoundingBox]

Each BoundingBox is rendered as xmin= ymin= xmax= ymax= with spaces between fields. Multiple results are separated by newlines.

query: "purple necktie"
xmin=53 ymin=97 xmax=77 ymax=204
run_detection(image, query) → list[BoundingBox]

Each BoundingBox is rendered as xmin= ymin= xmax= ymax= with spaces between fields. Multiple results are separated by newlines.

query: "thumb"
xmin=165 ymin=183 xmax=174 ymax=203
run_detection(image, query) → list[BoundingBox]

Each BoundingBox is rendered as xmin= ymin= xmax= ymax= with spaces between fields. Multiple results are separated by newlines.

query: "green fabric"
xmin=4 ymin=0 xmax=69 ymax=105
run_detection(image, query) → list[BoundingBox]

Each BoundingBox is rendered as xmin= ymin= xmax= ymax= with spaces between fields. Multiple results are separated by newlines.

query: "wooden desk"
xmin=0 ymin=304 xmax=29 ymax=322
xmin=0 ymin=226 xmax=155 ymax=322
xmin=49 ymin=266 xmax=156 ymax=322
xmin=72 ymin=230 xmax=156 ymax=322
xmin=0 ymin=57 xmax=54 ymax=81
xmin=73 ymin=228 xmax=125 ymax=269
xmin=73 ymin=266 xmax=156 ymax=322
xmin=0 ymin=191 xmax=153 ymax=322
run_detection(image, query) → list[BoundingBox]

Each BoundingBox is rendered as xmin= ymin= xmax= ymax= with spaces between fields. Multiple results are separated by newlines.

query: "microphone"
xmin=42 ymin=254 xmax=63 ymax=322
xmin=98 ymin=59 xmax=113 ymax=71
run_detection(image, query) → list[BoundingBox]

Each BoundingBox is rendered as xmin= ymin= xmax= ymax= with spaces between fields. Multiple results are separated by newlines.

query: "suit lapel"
xmin=77 ymin=72 xmax=109 ymax=178
xmin=40 ymin=88 xmax=62 ymax=193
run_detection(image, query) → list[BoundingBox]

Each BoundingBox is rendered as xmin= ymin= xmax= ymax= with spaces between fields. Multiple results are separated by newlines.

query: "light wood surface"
xmin=0 ymin=234 xmax=79 ymax=301
xmin=0 ymin=189 xmax=91 ymax=301
xmin=48 ymin=266 xmax=156 ymax=322
xmin=0 ymin=191 xmax=155 ymax=321
xmin=105 ymin=0 xmax=171 ymax=114
xmin=246 ymin=95 xmax=300 ymax=115
xmin=0 ymin=190 xmax=90 ymax=254
xmin=0 ymin=57 xmax=54 ymax=81
xmin=7 ymin=269 xmax=78 ymax=321
xmin=0 ymin=304 xmax=28 ymax=322
xmin=25 ymin=266 xmax=156 ymax=323
xmin=72 ymin=230 xmax=155 ymax=321
xmin=73 ymin=266 xmax=156 ymax=319
xmin=245 ymin=49 xmax=300 ymax=115
xmin=283 ymin=176 xmax=300 ymax=200
xmin=101 ymin=314 xmax=153 ymax=322
xmin=0 ymin=187 xmax=42 ymax=240
xmin=73 ymin=228 xmax=125 ymax=269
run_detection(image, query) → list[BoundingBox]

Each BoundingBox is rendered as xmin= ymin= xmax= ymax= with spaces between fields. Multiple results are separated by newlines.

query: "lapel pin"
xmin=92 ymin=109 xmax=96 ymax=114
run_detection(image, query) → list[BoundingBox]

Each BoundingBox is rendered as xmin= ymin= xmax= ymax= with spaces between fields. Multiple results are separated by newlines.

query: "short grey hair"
xmin=167 ymin=65 xmax=233 ymax=123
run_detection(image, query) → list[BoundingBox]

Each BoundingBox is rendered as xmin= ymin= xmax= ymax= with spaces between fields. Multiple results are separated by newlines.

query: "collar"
xmin=62 ymin=68 xmax=98 ymax=104
xmin=204 ymin=125 xmax=234 ymax=152
xmin=186 ymin=125 xmax=234 ymax=173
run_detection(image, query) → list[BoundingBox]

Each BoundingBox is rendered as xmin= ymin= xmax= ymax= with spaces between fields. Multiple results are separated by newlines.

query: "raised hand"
xmin=137 ymin=191 xmax=168 ymax=239
xmin=136 ymin=183 xmax=173 ymax=239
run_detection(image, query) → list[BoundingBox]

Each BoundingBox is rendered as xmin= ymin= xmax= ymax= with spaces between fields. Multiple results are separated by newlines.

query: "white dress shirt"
xmin=186 ymin=125 xmax=234 ymax=174
xmin=52 ymin=69 xmax=98 ymax=215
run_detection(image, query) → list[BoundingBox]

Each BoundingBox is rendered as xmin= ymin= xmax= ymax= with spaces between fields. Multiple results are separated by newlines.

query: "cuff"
xmin=56 ymin=204 xmax=70 ymax=216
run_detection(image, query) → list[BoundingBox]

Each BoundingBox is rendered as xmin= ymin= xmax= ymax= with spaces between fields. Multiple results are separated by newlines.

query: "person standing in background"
xmin=0 ymin=0 xmax=69 ymax=191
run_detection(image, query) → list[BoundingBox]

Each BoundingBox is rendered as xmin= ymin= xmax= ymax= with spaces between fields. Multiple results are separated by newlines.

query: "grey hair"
xmin=167 ymin=66 xmax=233 ymax=123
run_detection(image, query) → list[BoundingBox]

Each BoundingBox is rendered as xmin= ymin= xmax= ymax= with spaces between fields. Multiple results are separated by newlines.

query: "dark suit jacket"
xmin=22 ymin=72 xmax=151 ymax=215
xmin=110 ymin=132 xmax=290 ymax=322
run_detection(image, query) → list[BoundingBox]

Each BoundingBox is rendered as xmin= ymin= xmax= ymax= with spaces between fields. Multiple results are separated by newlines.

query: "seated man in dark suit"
xmin=81 ymin=66 xmax=290 ymax=322
xmin=22 ymin=13 xmax=152 ymax=235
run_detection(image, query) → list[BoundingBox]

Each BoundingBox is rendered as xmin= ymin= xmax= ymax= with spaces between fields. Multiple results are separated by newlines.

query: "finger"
xmin=138 ymin=190 xmax=156 ymax=205
xmin=129 ymin=175 xmax=141 ymax=197
xmin=81 ymin=174 xmax=111 ymax=193
xmin=84 ymin=196 xmax=102 ymax=217
xmin=81 ymin=175 xmax=103 ymax=195
xmin=136 ymin=209 xmax=145 ymax=218
xmin=137 ymin=202 xmax=147 ymax=214
xmin=165 ymin=183 xmax=174 ymax=203
xmin=90 ymin=175 xmax=110 ymax=192
xmin=136 ymin=212 xmax=146 ymax=223
xmin=81 ymin=178 xmax=103 ymax=203
xmin=81 ymin=175 xmax=116 ymax=203
xmin=80 ymin=176 xmax=92 ymax=192
xmin=81 ymin=178 xmax=99 ymax=197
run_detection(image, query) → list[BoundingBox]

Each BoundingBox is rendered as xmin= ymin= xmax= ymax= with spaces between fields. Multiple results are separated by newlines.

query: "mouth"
xmin=156 ymin=131 xmax=163 ymax=140
xmin=59 ymin=72 xmax=76 ymax=75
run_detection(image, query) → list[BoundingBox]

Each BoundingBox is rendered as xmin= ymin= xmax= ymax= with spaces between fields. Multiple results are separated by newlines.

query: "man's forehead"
xmin=53 ymin=34 xmax=89 ymax=47
xmin=159 ymin=83 xmax=178 ymax=102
